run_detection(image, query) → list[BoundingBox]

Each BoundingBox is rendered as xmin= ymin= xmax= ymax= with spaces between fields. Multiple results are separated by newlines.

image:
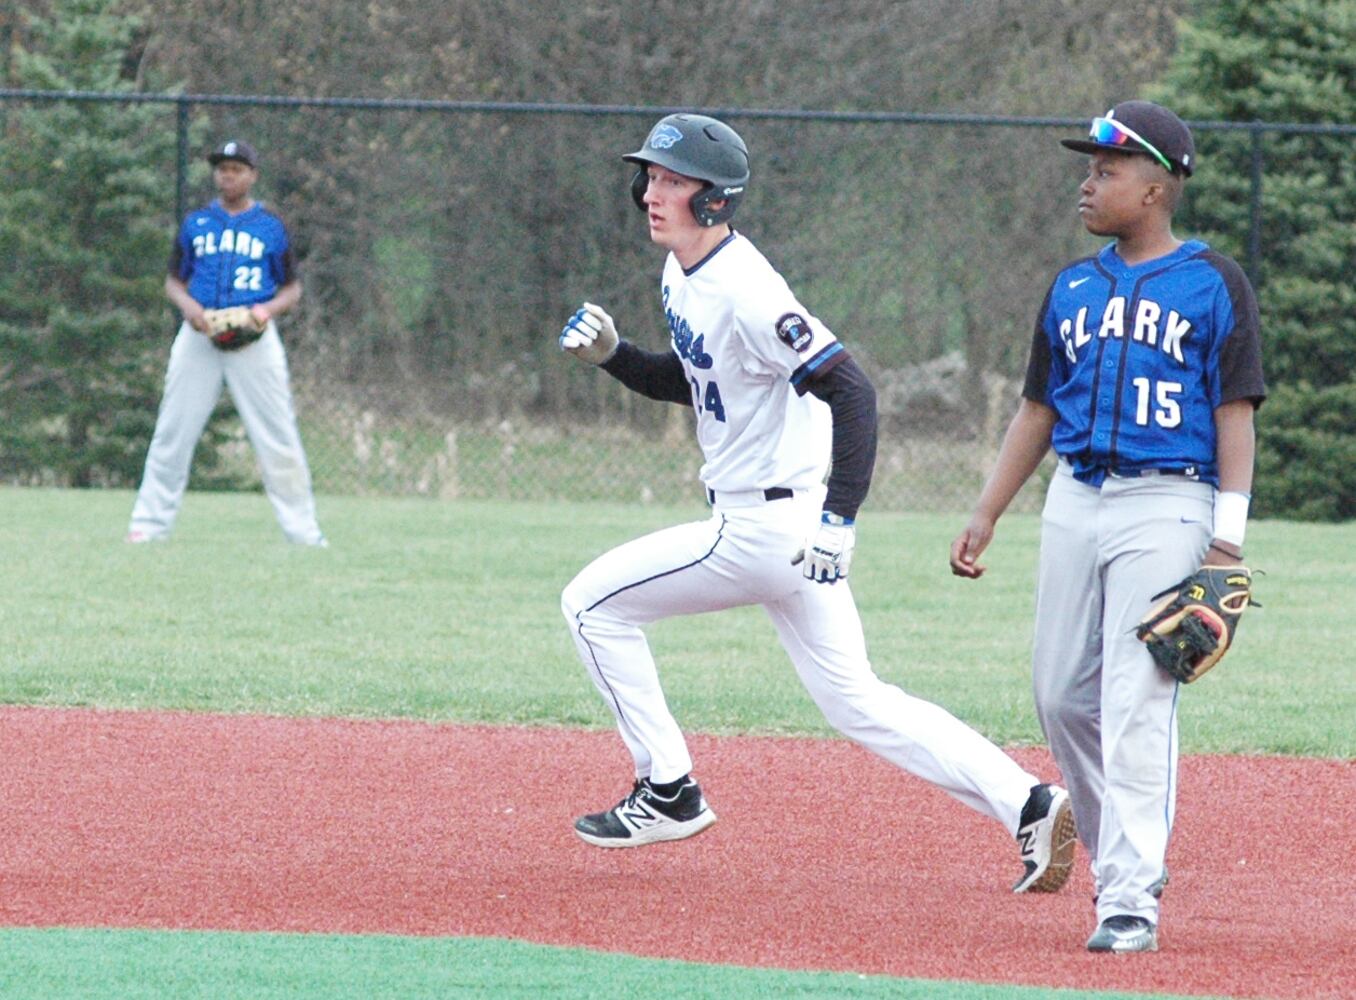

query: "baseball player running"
xmin=558 ymin=113 xmax=1075 ymax=897
xmin=951 ymin=101 xmax=1265 ymax=951
xmin=127 ymin=139 xmax=325 ymax=546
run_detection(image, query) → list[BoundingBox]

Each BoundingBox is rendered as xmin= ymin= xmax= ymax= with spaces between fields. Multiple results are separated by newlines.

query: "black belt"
xmin=706 ymin=486 xmax=794 ymax=504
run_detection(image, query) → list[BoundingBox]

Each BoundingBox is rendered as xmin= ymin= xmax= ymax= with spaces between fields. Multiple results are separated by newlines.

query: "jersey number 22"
xmin=233 ymin=266 xmax=263 ymax=292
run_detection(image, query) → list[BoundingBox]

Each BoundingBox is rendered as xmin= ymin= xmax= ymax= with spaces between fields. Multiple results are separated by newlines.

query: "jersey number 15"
xmin=1132 ymin=377 xmax=1182 ymax=428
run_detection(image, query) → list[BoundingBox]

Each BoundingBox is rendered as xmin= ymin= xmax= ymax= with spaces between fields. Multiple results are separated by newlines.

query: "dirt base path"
xmin=1 ymin=707 xmax=1350 ymax=999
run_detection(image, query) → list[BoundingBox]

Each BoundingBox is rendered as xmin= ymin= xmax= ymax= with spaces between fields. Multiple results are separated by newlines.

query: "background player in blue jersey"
xmin=557 ymin=113 xmax=1077 ymax=900
xmin=950 ymin=101 xmax=1266 ymax=953
xmin=127 ymin=140 xmax=325 ymax=546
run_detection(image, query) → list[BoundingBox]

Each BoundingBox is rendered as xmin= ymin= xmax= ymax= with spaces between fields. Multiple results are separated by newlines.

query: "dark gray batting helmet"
xmin=623 ymin=113 xmax=750 ymax=227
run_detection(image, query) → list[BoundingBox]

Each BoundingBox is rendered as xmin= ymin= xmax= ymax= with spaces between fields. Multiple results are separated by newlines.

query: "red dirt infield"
xmin=1 ymin=706 xmax=1350 ymax=999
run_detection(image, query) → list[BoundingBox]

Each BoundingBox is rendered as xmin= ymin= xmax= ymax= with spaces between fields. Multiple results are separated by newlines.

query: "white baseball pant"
xmin=129 ymin=321 xmax=323 ymax=545
xmin=1033 ymin=460 xmax=1213 ymax=924
xmin=562 ymin=487 xmax=1038 ymax=833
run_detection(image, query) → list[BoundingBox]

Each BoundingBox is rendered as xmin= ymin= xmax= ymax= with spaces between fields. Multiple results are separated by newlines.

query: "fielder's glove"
xmin=203 ymin=305 xmax=267 ymax=351
xmin=559 ymin=302 xmax=619 ymax=365
xmin=1135 ymin=564 xmax=1255 ymax=683
xmin=794 ymin=513 xmax=856 ymax=584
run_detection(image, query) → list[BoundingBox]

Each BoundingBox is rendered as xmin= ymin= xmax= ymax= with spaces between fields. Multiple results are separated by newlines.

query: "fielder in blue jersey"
xmin=950 ymin=101 xmax=1265 ymax=954
xmin=128 ymin=139 xmax=325 ymax=546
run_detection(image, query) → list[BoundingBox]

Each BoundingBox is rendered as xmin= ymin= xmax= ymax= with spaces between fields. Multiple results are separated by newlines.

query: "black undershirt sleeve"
xmin=279 ymin=246 xmax=298 ymax=286
xmin=600 ymin=339 xmax=691 ymax=405
xmin=1205 ymin=251 xmax=1267 ymax=407
xmin=1021 ymin=282 xmax=1056 ymax=403
xmin=805 ymin=354 xmax=877 ymax=521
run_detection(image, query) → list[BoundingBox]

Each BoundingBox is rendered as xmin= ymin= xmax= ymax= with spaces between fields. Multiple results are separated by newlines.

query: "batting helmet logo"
xmin=624 ymin=114 xmax=750 ymax=227
xmin=649 ymin=123 xmax=684 ymax=150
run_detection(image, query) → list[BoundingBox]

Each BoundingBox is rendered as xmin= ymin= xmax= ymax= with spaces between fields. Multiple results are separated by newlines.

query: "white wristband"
xmin=1212 ymin=491 xmax=1250 ymax=548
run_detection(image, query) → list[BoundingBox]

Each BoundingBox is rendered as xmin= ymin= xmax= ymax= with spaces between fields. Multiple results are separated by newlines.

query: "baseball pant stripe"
xmin=567 ymin=517 xmax=730 ymax=779
xmin=564 ymin=515 xmax=767 ymax=782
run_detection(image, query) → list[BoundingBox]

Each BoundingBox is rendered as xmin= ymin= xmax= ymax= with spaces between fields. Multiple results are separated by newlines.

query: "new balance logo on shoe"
xmin=574 ymin=777 xmax=717 ymax=848
xmin=1012 ymin=783 xmax=1077 ymax=893
xmin=619 ymin=799 xmax=658 ymax=827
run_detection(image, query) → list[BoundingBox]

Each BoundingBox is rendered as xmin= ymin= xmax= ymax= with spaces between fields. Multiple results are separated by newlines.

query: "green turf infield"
xmin=0 ymin=928 xmax=1237 ymax=1000
xmin=1 ymin=486 xmax=1351 ymax=756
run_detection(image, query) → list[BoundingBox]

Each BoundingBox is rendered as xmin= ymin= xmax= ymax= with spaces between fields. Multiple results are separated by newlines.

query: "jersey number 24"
xmin=690 ymin=376 xmax=727 ymax=423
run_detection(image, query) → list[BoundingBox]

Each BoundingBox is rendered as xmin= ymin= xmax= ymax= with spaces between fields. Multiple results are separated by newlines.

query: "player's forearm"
xmin=973 ymin=400 xmax=1055 ymax=522
xmin=1209 ymin=400 xmax=1257 ymax=562
xmin=257 ymin=280 xmax=301 ymax=320
xmin=164 ymin=275 xmax=201 ymax=316
xmin=808 ymin=357 xmax=876 ymax=521
xmin=600 ymin=340 xmax=691 ymax=404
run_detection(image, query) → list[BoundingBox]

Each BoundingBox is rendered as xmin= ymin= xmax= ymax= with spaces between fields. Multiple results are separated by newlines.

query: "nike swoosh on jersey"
xmin=1069 ymin=276 xmax=1091 ymax=288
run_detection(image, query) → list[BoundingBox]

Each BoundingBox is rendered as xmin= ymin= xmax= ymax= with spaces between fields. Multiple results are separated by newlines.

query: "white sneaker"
xmin=1087 ymin=915 xmax=1159 ymax=953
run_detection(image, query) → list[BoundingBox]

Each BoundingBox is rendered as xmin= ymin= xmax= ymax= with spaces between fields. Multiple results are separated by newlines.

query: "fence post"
xmin=1248 ymin=122 xmax=1264 ymax=286
xmin=175 ymin=97 xmax=189 ymax=223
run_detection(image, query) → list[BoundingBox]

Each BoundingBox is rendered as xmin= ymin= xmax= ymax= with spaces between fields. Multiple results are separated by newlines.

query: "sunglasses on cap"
xmin=1089 ymin=116 xmax=1174 ymax=173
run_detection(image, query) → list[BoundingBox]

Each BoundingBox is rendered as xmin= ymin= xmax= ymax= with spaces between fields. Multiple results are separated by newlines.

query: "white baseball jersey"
xmin=660 ymin=233 xmax=843 ymax=493
xmin=564 ymin=229 xmax=1043 ymax=842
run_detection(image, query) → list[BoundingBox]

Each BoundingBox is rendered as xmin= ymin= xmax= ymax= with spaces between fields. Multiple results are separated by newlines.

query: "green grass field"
xmin=2 ymin=486 xmax=1351 ymax=999
xmin=3 ymin=487 xmax=1351 ymax=755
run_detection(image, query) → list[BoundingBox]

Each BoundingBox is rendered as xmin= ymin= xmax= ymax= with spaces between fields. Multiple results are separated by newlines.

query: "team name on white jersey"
xmin=663 ymin=289 xmax=714 ymax=370
xmin=192 ymin=229 xmax=265 ymax=260
xmin=1058 ymin=295 xmax=1191 ymax=365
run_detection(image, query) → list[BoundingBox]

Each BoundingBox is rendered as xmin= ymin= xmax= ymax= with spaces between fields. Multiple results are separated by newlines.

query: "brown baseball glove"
xmin=203 ymin=306 xmax=266 ymax=351
xmin=1135 ymin=565 xmax=1255 ymax=683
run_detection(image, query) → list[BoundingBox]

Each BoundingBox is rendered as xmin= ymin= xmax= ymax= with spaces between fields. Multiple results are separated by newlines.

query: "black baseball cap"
xmin=1061 ymin=101 xmax=1195 ymax=176
xmin=207 ymin=139 xmax=259 ymax=169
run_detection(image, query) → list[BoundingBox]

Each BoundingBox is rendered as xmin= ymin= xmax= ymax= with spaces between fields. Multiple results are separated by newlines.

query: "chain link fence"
xmin=3 ymin=90 xmax=1334 ymax=512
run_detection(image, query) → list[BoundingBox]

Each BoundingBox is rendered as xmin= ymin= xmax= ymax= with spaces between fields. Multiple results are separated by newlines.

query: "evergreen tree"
xmin=1154 ymin=0 xmax=1356 ymax=520
xmin=0 ymin=1 xmax=183 ymax=487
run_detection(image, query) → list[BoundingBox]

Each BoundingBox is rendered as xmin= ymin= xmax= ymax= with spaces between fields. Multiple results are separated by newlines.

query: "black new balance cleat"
xmin=1012 ymin=783 xmax=1077 ymax=893
xmin=1087 ymin=914 xmax=1158 ymax=953
xmin=574 ymin=777 xmax=717 ymax=848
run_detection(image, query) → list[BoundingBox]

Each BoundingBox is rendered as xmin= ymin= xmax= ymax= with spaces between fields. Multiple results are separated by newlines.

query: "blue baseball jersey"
xmin=1023 ymin=239 xmax=1265 ymax=488
xmin=168 ymin=201 xmax=296 ymax=310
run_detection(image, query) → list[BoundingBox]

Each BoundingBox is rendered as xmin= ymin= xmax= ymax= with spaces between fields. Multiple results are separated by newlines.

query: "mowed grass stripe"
xmin=0 ymin=928 xmax=1234 ymax=1000
xmin=1 ymin=487 xmax=1352 ymax=756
